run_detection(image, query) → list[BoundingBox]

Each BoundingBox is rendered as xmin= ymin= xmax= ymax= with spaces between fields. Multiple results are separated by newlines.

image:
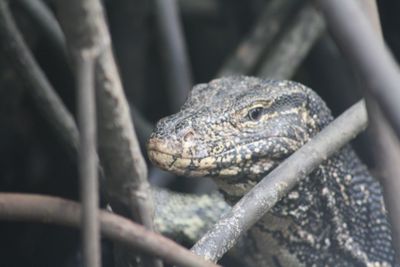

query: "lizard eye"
xmin=247 ymin=107 xmax=263 ymax=121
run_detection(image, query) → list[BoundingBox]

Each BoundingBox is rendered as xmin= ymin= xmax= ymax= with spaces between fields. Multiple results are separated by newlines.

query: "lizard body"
xmin=148 ymin=76 xmax=396 ymax=266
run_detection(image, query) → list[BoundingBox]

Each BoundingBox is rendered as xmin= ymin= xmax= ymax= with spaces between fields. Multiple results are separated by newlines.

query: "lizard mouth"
xmin=147 ymin=137 xmax=219 ymax=176
xmin=148 ymin=136 xmax=298 ymax=177
xmin=148 ymin=149 xmax=217 ymax=177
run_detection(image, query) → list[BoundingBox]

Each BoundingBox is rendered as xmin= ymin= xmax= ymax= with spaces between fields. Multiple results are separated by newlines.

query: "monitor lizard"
xmin=148 ymin=76 xmax=396 ymax=266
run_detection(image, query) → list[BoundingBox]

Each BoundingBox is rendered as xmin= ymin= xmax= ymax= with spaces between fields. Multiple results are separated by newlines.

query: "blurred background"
xmin=0 ymin=0 xmax=399 ymax=266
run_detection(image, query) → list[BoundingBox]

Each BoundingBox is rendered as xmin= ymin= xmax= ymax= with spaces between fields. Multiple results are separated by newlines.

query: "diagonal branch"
xmin=257 ymin=3 xmax=324 ymax=79
xmin=217 ymin=0 xmax=301 ymax=77
xmin=15 ymin=0 xmax=67 ymax=57
xmin=0 ymin=0 xmax=78 ymax=157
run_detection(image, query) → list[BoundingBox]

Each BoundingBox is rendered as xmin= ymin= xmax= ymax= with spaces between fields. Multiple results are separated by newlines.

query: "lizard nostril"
xmin=183 ymin=130 xmax=195 ymax=142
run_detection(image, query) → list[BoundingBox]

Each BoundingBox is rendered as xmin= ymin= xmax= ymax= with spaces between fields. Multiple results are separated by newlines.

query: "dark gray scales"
xmin=148 ymin=76 xmax=396 ymax=266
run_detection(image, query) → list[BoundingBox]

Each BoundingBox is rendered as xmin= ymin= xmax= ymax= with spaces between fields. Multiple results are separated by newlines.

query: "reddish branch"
xmin=0 ymin=193 xmax=220 ymax=267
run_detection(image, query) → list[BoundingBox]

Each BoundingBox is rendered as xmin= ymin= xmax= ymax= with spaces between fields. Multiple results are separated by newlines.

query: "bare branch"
xmin=314 ymin=0 xmax=400 ymax=141
xmin=257 ymin=4 xmax=324 ymax=79
xmin=15 ymin=0 xmax=67 ymax=57
xmin=53 ymin=1 xmax=103 ymax=266
xmin=57 ymin=0 xmax=154 ymax=229
xmin=154 ymin=0 xmax=193 ymax=111
xmin=0 ymin=0 xmax=78 ymax=157
xmin=217 ymin=1 xmax=323 ymax=80
xmin=56 ymin=0 xmax=159 ymax=266
xmin=77 ymin=54 xmax=100 ymax=267
xmin=191 ymin=101 xmax=368 ymax=262
xmin=363 ymin=97 xmax=400 ymax=262
xmin=217 ymin=0 xmax=301 ymax=77
xmin=0 ymin=193 xmax=221 ymax=267
xmin=353 ymin=0 xmax=400 ymax=261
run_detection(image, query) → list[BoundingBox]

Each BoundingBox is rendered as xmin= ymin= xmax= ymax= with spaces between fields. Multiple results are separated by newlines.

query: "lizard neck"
xmin=240 ymin=146 xmax=396 ymax=266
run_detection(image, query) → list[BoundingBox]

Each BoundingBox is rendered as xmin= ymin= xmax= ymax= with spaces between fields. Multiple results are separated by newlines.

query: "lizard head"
xmin=148 ymin=76 xmax=332 ymax=196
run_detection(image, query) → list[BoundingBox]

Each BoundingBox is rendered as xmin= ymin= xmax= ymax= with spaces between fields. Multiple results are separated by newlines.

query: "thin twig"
xmin=191 ymin=101 xmax=368 ymax=262
xmin=0 ymin=0 xmax=78 ymax=157
xmin=217 ymin=0 xmax=301 ymax=77
xmin=257 ymin=4 xmax=324 ymax=79
xmin=77 ymin=54 xmax=100 ymax=267
xmin=0 ymin=193 xmax=221 ymax=267
xmin=154 ymin=0 xmax=193 ymax=111
xmin=314 ymin=0 xmax=400 ymax=141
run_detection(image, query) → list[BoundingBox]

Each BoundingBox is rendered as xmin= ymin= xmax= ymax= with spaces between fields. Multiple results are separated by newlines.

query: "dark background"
xmin=0 ymin=0 xmax=399 ymax=266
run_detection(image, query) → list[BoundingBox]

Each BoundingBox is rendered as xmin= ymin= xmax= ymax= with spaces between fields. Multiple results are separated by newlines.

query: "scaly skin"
xmin=148 ymin=76 xmax=396 ymax=266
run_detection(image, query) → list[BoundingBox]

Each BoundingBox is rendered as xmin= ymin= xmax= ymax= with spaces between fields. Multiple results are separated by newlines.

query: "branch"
xmin=191 ymin=100 xmax=368 ymax=262
xmin=57 ymin=0 xmax=153 ymax=228
xmin=77 ymin=54 xmax=100 ymax=266
xmin=0 ymin=193 xmax=220 ymax=267
xmin=363 ymin=97 xmax=400 ymax=261
xmin=15 ymin=0 xmax=67 ymax=58
xmin=257 ymin=4 xmax=324 ymax=79
xmin=0 ymin=0 xmax=79 ymax=157
xmin=15 ymin=0 xmax=154 ymax=156
xmin=352 ymin=0 xmax=400 ymax=261
xmin=56 ymin=0 xmax=159 ymax=266
xmin=154 ymin=0 xmax=193 ymax=111
xmin=217 ymin=0 xmax=301 ymax=77
xmin=314 ymin=0 xmax=400 ymax=141
xmin=217 ymin=1 xmax=323 ymax=80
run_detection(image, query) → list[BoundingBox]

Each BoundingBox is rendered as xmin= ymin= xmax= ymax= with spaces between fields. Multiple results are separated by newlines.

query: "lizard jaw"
xmin=148 ymin=137 xmax=278 ymax=179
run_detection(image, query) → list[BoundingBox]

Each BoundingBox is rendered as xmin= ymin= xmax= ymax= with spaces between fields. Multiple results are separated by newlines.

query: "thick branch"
xmin=314 ymin=0 xmax=400 ymax=141
xmin=191 ymin=101 xmax=367 ymax=262
xmin=57 ymin=0 xmax=154 ymax=229
xmin=363 ymin=97 xmax=400 ymax=262
xmin=56 ymin=1 xmax=159 ymax=266
xmin=0 ymin=193 xmax=220 ymax=267
xmin=355 ymin=0 xmax=400 ymax=261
